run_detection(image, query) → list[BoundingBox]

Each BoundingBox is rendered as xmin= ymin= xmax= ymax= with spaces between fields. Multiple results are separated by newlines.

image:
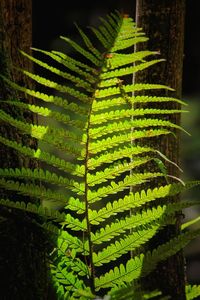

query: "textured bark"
xmin=135 ymin=1 xmax=186 ymax=299
xmin=0 ymin=1 xmax=49 ymax=299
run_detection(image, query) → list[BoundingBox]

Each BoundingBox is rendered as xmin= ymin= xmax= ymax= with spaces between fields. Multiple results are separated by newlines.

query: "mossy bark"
xmin=0 ymin=1 xmax=50 ymax=299
xmin=135 ymin=1 xmax=186 ymax=299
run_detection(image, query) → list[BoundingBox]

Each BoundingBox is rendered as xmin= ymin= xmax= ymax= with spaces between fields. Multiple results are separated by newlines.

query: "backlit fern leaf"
xmin=0 ymin=11 xmax=200 ymax=300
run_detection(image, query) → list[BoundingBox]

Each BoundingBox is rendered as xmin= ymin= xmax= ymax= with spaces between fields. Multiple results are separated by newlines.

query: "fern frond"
xmin=87 ymin=157 xmax=151 ymax=187
xmin=99 ymin=16 xmax=117 ymax=37
xmin=60 ymin=36 xmax=101 ymax=66
xmin=90 ymin=108 xmax=187 ymax=125
xmin=90 ymin=204 xmax=177 ymax=244
xmin=0 ymin=11 xmax=196 ymax=299
xmin=57 ymin=230 xmax=86 ymax=254
xmin=88 ymin=183 xmax=186 ymax=224
xmin=90 ymin=118 xmax=187 ymax=139
xmin=100 ymin=59 xmax=165 ymax=82
xmin=4 ymin=100 xmax=87 ymax=130
xmin=19 ymin=69 xmax=90 ymax=103
xmin=103 ymin=51 xmax=159 ymax=70
xmin=0 ymin=178 xmax=68 ymax=205
xmin=95 ymin=83 xmax=174 ymax=99
xmin=0 ymin=110 xmax=85 ymax=158
xmin=0 ymin=75 xmax=88 ymax=115
xmin=95 ymin=229 xmax=200 ymax=290
xmin=92 ymin=95 xmax=187 ymax=112
xmin=50 ymin=263 xmax=85 ymax=294
xmin=89 ymin=129 xmax=171 ymax=155
xmin=90 ymin=26 xmax=111 ymax=48
xmin=74 ymin=24 xmax=102 ymax=60
xmin=32 ymin=47 xmax=95 ymax=77
xmin=0 ymin=136 xmax=84 ymax=176
xmin=93 ymin=223 xmax=163 ymax=266
xmin=88 ymin=145 xmax=154 ymax=169
xmin=186 ymin=285 xmax=200 ymax=300
xmin=95 ymin=197 xmax=198 ymax=232
xmin=20 ymin=50 xmax=93 ymax=92
xmin=0 ymin=168 xmax=84 ymax=194
xmin=65 ymin=197 xmax=85 ymax=214
xmin=88 ymin=173 xmax=163 ymax=203
xmin=0 ymin=198 xmax=65 ymax=222
xmin=112 ymin=36 xmax=149 ymax=52
xmin=56 ymin=253 xmax=89 ymax=278
xmin=61 ymin=214 xmax=86 ymax=231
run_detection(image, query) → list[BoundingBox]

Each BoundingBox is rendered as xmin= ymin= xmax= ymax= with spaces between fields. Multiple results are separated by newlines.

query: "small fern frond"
xmin=94 ymin=83 xmax=174 ymax=99
xmin=90 ymin=118 xmax=188 ymax=139
xmin=100 ymin=59 xmax=165 ymax=82
xmin=0 ymin=168 xmax=84 ymax=194
xmin=90 ymin=108 xmax=187 ymax=125
xmin=0 ymin=136 xmax=84 ymax=176
xmin=91 ymin=207 xmax=170 ymax=245
xmin=60 ymin=36 xmax=101 ymax=66
xmin=33 ymin=47 xmax=95 ymax=77
xmin=88 ymin=145 xmax=154 ymax=169
xmin=19 ymin=68 xmax=90 ymax=103
xmin=0 ymin=110 xmax=85 ymax=158
xmin=88 ymin=173 xmax=164 ymax=203
xmin=0 ymin=198 xmax=65 ymax=222
xmin=95 ymin=229 xmax=200 ymax=290
xmin=186 ymin=285 xmax=200 ymax=300
xmin=87 ymin=183 xmax=187 ymax=224
xmin=92 ymin=95 xmax=187 ymax=112
xmin=87 ymin=157 xmax=151 ymax=187
xmin=93 ymin=224 xmax=162 ymax=266
xmin=89 ymin=129 xmax=172 ymax=154
xmin=0 ymin=178 xmax=67 ymax=205
xmin=0 ymin=75 xmax=88 ymax=115
xmin=4 ymin=100 xmax=87 ymax=130
xmin=19 ymin=50 xmax=94 ymax=92
xmin=74 ymin=24 xmax=102 ymax=60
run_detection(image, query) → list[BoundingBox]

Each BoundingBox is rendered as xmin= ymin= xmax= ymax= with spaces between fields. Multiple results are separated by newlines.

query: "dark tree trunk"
xmin=135 ymin=1 xmax=186 ymax=299
xmin=0 ymin=1 xmax=49 ymax=299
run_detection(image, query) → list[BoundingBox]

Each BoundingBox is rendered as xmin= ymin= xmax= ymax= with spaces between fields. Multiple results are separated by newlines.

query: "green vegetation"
xmin=0 ymin=11 xmax=200 ymax=299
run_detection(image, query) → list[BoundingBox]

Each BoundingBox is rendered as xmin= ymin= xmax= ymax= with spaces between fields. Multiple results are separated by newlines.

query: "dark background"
xmin=32 ymin=0 xmax=200 ymax=286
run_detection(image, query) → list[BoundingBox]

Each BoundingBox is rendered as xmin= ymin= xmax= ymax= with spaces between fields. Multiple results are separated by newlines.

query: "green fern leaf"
xmin=92 ymin=95 xmax=187 ymax=112
xmin=60 ymin=36 xmax=101 ymax=66
xmin=0 ymin=168 xmax=84 ymax=194
xmin=0 ymin=198 xmax=65 ymax=221
xmin=93 ymin=223 xmax=163 ymax=266
xmin=87 ymin=157 xmax=151 ymax=187
xmin=0 ymin=136 xmax=84 ymax=176
xmin=186 ymin=285 xmax=200 ymax=300
xmin=88 ymin=145 xmax=154 ymax=169
xmin=95 ymin=229 xmax=200 ymax=290
xmin=0 ymin=11 xmax=198 ymax=299
xmin=20 ymin=50 xmax=93 ymax=92
xmin=91 ymin=205 xmax=172 ymax=244
xmin=89 ymin=129 xmax=171 ymax=154
xmin=32 ymin=47 xmax=95 ymax=77
xmin=88 ymin=172 xmax=164 ymax=203
xmin=100 ymin=59 xmax=165 ymax=81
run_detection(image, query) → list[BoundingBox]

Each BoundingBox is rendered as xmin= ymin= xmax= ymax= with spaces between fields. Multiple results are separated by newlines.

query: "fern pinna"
xmin=0 ymin=11 xmax=200 ymax=300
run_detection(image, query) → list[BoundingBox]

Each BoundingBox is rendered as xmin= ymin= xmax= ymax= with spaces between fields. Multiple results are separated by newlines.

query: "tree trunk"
xmin=0 ymin=1 xmax=49 ymax=299
xmin=135 ymin=1 xmax=186 ymax=299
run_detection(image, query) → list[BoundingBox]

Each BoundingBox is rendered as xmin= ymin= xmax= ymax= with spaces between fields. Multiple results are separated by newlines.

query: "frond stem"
xmin=84 ymin=111 xmax=96 ymax=293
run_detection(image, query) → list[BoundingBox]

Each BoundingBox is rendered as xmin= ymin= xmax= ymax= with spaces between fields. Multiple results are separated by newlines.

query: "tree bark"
xmin=0 ymin=1 xmax=49 ymax=299
xmin=135 ymin=1 xmax=186 ymax=299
